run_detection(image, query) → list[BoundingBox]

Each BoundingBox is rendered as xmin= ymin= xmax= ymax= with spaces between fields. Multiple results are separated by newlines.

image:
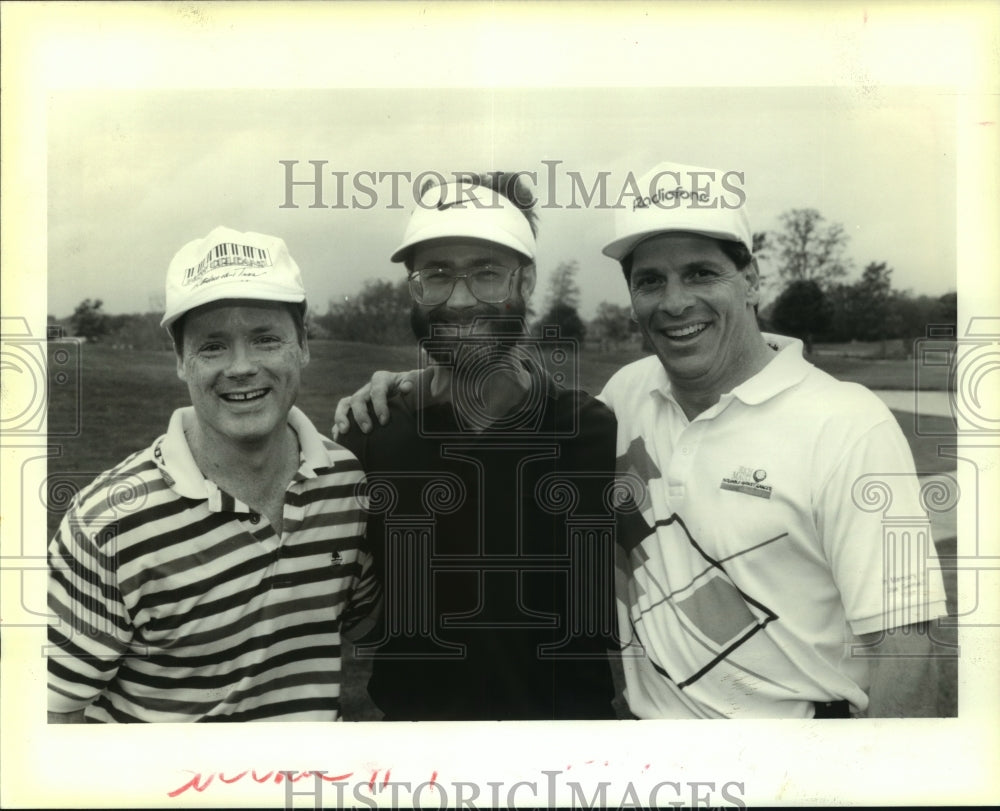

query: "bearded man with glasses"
xmin=335 ymin=172 xmax=620 ymax=721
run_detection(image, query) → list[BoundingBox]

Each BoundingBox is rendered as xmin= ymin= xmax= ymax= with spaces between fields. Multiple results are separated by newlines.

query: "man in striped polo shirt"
xmin=47 ymin=226 xmax=378 ymax=723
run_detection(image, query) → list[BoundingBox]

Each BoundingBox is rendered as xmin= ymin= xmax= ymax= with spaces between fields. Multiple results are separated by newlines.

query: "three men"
xmin=337 ymin=173 xmax=620 ymax=720
xmin=47 ymin=226 xmax=378 ymax=722
xmin=337 ymin=161 xmax=948 ymax=718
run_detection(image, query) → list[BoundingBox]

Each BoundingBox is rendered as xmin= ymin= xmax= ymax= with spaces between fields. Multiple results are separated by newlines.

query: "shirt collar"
xmin=646 ymin=357 xmax=674 ymax=400
xmin=153 ymin=405 xmax=333 ymax=506
xmin=647 ymin=333 xmax=809 ymax=410
xmin=729 ymin=333 xmax=810 ymax=406
xmin=285 ymin=405 xmax=336 ymax=474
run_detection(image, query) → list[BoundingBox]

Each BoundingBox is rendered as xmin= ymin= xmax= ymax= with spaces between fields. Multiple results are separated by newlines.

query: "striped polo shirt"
xmin=47 ymin=406 xmax=377 ymax=723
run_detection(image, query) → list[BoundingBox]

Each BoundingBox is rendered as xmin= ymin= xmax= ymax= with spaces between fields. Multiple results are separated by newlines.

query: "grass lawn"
xmin=573 ymin=342 xmax=951 ymax=394
xmin=44 ymin=339 xmax=959 ymax=718
xmin=45 ymin=340 xmax=957 ymax=536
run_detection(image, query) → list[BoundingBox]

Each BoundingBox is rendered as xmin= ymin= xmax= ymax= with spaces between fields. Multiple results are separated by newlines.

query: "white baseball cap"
xmin=390 ymin=181 xmax=536 ymax=263
xmin=161 ymin=226 xmax=306 ymax=329
xmin=602 ymin=161 xmax=752 ymax=261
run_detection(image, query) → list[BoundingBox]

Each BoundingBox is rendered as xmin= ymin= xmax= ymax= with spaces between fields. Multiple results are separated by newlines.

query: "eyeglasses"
xmin=408 ymin=265 xmax=522 ymax=306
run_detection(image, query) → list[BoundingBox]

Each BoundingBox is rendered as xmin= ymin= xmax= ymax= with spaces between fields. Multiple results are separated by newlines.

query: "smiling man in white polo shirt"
xmin=47 ymin=226 xmax=378 ymax=722
xmin=601 ymin=161 xmax=948 ymax=718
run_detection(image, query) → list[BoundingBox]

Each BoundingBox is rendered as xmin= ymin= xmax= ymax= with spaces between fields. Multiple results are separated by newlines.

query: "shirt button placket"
xmin=671 ymin=417 xmax=704 ymax=498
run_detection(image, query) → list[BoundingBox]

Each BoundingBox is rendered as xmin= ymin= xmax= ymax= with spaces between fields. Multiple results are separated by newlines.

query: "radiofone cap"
xmin=161 ymin=226 xmax=306 ymax=329
xmin=602 ymin=161 xmax=752 ymax=261
xmin=390 ymin=181 xmax=536 ymax=263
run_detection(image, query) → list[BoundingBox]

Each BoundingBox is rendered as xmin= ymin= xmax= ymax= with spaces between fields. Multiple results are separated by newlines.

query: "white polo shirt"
xmin=599 ymin=336 xmax=947 ymax=719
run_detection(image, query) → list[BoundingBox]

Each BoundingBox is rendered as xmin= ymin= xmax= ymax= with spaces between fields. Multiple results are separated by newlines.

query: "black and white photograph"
xmin=2 ymin=2 xmax=998 ymax=808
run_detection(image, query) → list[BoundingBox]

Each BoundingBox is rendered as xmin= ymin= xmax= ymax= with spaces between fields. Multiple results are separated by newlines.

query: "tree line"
xmin=760 ymin=209 xmax=955 ymax=353
xmin=312 ymin=260 xmax=595 ymax=345
xmin=59 ymin=208 xmax=955 ymax=353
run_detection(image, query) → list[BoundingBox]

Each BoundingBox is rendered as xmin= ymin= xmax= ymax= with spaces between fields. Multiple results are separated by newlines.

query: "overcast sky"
xmin=47 ymin=85 xmax=956 ymax=320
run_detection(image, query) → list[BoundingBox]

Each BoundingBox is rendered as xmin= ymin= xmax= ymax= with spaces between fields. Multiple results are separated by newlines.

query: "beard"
xmin=411 ymin=290 xmax=531 ymax=365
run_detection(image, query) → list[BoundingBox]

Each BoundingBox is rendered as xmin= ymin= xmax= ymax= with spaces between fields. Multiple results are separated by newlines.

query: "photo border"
xmin=2 ymin=2 xmax=998 ymax=807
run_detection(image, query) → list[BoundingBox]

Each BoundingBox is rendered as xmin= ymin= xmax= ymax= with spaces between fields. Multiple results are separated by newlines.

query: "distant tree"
xmin=317 ymin=278 xmax=414 ymax=345
xmin=846 ymin=288 xmax=955 ymax=350
xmin=536 ymin=260 xmax=586 ymax=341
xmin=106 ymin=312 xmax=172 ymax=350
xmin=823 ymin=282 xmax=852 ymax=342
xmin=892 ymin=292 xmax=935 ymax=344
xmin=545 ymin=260 xmax=582 ymax=310
xmin=773 ymin=208 xmax=852 ymax=288
xmin=70 ymin=298 xmax=109 ymax=342
xmin=590 ymin=301 xmax=632 ymax=349
xmin=770 ymin=279 xmax=832 ymax=354
xmin=537 ymin=302 xmax=587 ymax=342
xmin=847 ymin=262 xmax=903 ymax=343
xmin=932 ymin=291 xmax=957 ymax=332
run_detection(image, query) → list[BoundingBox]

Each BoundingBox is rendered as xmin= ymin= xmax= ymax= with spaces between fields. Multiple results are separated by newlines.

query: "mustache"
xmin=428 ymin=305 xmax=503 ymax=323
xmin=411 ymin=304 xmax=529 ymax=340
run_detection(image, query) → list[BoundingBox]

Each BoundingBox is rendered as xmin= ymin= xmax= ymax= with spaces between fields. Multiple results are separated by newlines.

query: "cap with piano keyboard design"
xmin=161 ymin=226 xmax=306 ymax=330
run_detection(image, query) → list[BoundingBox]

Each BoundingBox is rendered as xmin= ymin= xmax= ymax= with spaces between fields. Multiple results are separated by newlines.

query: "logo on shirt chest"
xmin=720 ymin=465 xmax=773 ymax=499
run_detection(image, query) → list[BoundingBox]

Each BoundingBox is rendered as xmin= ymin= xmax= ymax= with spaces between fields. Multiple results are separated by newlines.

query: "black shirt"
xmin=339 ymin=370 xmax=619 ymax=720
